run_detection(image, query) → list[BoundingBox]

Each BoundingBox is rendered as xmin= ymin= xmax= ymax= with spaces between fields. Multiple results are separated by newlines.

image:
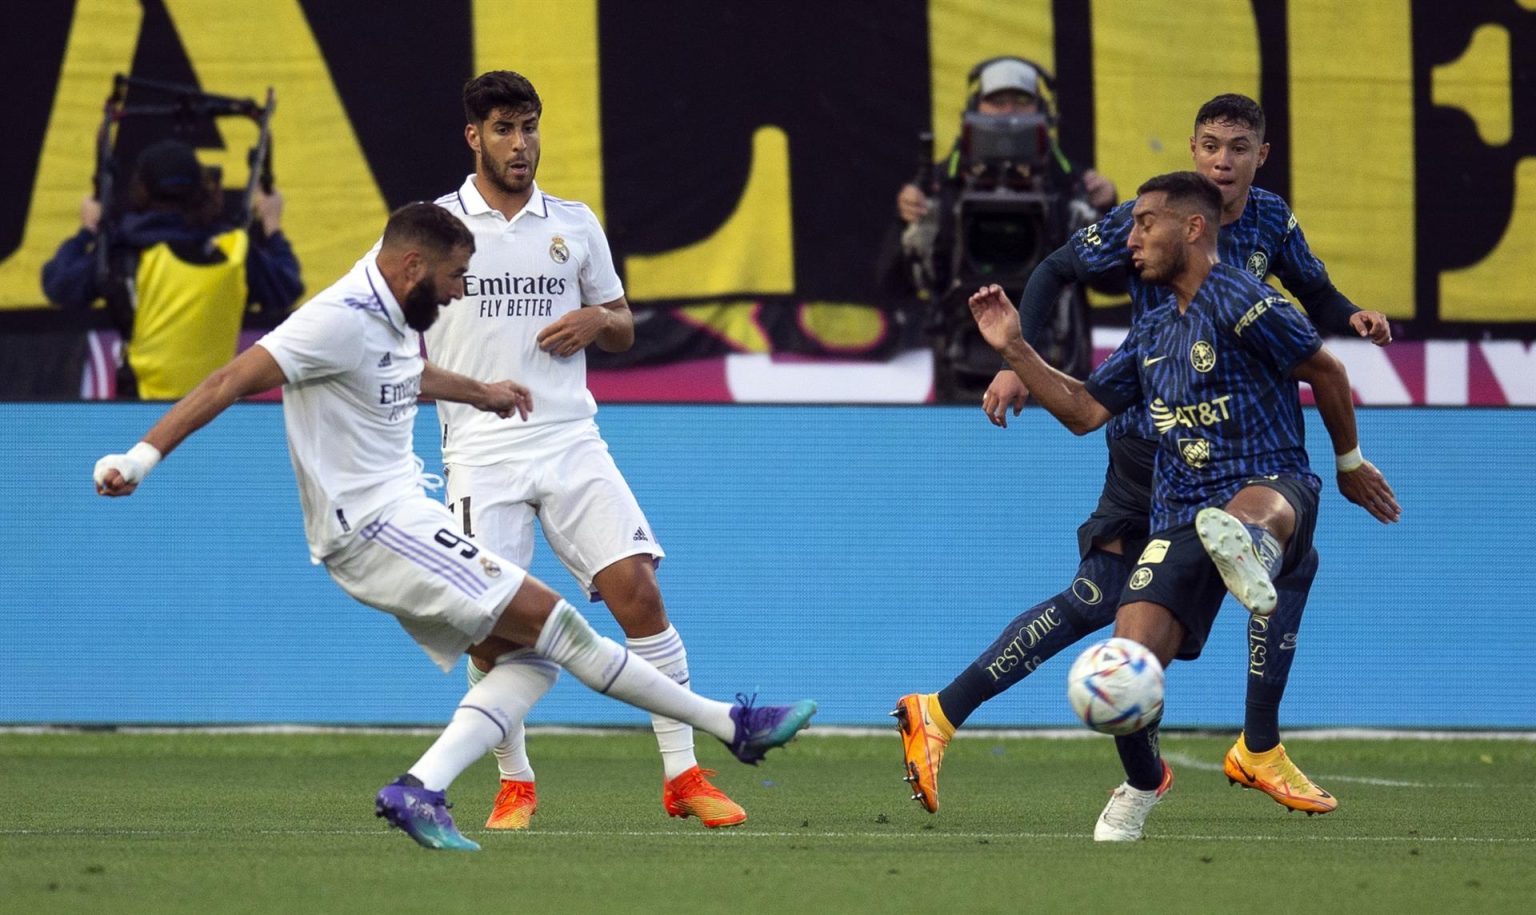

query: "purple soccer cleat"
xmin=374 ymin=775 xmax=481 ymax=851
xmin=724 ymin=693 xmax=817 ymax=765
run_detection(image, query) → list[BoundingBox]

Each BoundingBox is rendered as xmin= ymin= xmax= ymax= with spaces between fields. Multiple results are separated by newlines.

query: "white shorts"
xmin=444 ymin=421 xmax=663 ymax=601
xmin=325 ymin=495 xmax=527 ymax=671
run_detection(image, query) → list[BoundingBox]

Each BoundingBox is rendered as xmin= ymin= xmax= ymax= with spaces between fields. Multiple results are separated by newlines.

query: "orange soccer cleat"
xmin=663 ymin=766 xmax=747 ymax=828
xmin=1224 ymin=733 xmax=1337 ymax=815
xmin=892 ymin=693 xmax=952 ymax=813
xmin=484 ymin=779 xmax=538 ymax=830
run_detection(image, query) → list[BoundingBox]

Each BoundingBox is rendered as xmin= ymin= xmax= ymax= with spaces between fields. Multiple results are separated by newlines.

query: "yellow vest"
xmin=126 ymin=229 xmax=249 ymax=400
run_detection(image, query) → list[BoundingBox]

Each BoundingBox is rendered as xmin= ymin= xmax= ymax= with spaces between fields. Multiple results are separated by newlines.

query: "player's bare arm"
xmin=535 ymin=295 xmax=634 ymax=357
xmin=1349 ymin=309 xmax=1393 ymax=346
xmin=420 ymin=361 xmax=532 ymax=421
xmin=1290 ymin=346 xmax=1400 ymax=524
xmin=968 ymin=284 xmax=1110 ymax=435
xmin=982 ymin=369 xmax=1031 ymax=428
xmin=983 ymin=242 xmax=1084 ymax=428
xmin=94 ymin=345 xmax=288 ymax=497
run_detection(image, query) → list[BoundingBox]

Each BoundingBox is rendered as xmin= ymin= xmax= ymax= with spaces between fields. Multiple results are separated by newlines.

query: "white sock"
xmin=408 ymin=660 xmax=551 ymax=791
xmin=466 ymin=651 xmax=558 ymax=782
xmin=535 ymin=600 xmax=734 ymax=741
xmin=627 ymin=625 xmax=698 ymax=780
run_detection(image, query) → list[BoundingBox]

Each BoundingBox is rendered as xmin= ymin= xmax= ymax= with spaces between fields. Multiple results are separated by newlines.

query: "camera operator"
xmin=41 ymin=139 xmax=303 ymax=400
xmin=878 ymin=57 xmax=1116 ymax=400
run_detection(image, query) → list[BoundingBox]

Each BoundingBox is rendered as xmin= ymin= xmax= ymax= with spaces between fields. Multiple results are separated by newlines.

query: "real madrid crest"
xmin=1245 ymin=250 xmax=1268 ymax=278
xmin=549 ymin=235 xmax=570 ymax=264
xmin=1190 ymin=340 xmax=1216 ymax=373
xmin=479 ymin=556 xmax=502 ymax=578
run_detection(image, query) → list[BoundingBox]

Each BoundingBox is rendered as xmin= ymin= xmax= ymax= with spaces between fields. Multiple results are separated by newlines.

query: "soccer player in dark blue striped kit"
xmin=894 ymin=95 xmax=1393 ymax=819
xmin=965 ymin=172 xmax=1398 ymax=839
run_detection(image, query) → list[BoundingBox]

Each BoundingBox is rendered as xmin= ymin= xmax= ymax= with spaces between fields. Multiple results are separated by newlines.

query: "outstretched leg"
xmin=377 ymin=577 xmax=814 ymax=851
xmin=895 ymin=548 xmax=1128 ymax=812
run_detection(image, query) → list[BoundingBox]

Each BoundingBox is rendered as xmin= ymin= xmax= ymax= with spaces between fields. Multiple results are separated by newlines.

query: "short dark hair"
xmin=1136 ymin=171 xmax=1223 ymax=226
xmin=462 ymin=70 xmax=542 ymax=124
xmin=1194 ymin=93 xmax=1265 ymax=141
xmin=381 ymin=202 xmax=474 ymax=256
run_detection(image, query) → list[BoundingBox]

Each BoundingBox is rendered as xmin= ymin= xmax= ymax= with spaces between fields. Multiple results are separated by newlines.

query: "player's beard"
xmin=401 ymin=277 xmax=442 ymax=332
xmin=479 ymin=145 xmax=536 ymax=197
xmin=1138 ymin=245 xmax=1185 ymax=286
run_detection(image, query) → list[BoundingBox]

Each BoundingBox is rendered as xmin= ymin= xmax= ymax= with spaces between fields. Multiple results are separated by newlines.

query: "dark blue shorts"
xmin=1076 ymin=433 xmax=1156 ymax=558
xmin=1119 ymin=474 xmax=1321 ymax=661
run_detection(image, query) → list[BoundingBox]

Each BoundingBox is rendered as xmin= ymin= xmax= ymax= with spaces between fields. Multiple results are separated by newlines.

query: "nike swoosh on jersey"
xmin=1142 ymin=355 xmax=1168 ymax=366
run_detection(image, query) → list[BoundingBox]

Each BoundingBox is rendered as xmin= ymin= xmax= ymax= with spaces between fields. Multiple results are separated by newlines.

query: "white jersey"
xmin=255 ymin=257 xmax=427 ymax=560
xmin=424 ymin=176 xmax=624 ymax=465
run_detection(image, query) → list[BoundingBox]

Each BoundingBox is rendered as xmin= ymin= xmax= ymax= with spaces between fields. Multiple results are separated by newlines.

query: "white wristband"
xmin=127 ymin=441 xmax=163 ymax=473
xmin=1335 ymin=446 xmax=1363 ymax=473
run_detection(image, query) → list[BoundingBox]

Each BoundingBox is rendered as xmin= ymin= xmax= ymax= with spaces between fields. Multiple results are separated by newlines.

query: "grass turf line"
xmin=2 ymin=732 xmax=1531 ymax=915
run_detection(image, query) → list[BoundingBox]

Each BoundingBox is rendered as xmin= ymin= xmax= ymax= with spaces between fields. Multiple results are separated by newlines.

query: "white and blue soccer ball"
xmin=1067 ymin=638 xmax=1165 ymax=735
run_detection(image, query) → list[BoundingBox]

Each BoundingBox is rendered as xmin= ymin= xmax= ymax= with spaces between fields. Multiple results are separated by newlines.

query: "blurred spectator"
xmin=41 ymin=139 xmax=303 ymax=399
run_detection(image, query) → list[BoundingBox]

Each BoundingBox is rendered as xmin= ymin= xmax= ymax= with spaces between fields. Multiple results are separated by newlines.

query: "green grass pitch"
xmin=3 ymin=730 xmax=1532 ymax=914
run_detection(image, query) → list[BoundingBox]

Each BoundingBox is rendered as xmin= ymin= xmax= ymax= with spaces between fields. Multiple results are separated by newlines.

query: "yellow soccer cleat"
xmin=891 ymin=693 xmax=952 ymax=813
xmin=484 ymin=779 xmax=538 ymax=830
xmin=1224 ymin=733 xmax=1338 ymax=815
xmin=663 ymin=766 xmax=747 ymax=828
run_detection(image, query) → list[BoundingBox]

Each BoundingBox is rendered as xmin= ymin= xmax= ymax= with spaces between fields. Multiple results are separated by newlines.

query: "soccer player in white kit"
xmin=93 ymin=202 xmax=816 ymax=852
xmin=419 ymin=70 xmax=748 ymax=830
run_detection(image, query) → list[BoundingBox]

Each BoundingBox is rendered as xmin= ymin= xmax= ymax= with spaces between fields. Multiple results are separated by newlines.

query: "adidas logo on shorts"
xmin=633 ymin=527 xmax=648 ymax=542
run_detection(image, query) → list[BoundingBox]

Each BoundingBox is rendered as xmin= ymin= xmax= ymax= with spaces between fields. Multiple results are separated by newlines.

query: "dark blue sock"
xmin=1243 ymin=523 xmax=1284 ymax=579
xmin=1244 ymin=548 xmax=1318 ymax=752
xmin=936 ymin=549 xmax=1128 ymax=728
xmin=1115 ymin=716 xmax=1164 ymax=790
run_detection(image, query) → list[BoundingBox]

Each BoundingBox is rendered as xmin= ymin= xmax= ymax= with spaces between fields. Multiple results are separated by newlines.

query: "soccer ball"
xmin=1067 ymin=638 xmax=1165 ymax=735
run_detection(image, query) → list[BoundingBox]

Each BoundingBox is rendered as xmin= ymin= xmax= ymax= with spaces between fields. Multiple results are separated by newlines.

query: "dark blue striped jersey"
xmin=1073 ymin=185 xmax=1329 ymax=299
xmin=1072 ymin=185 xmax=1331 ymax=443
xmin=1084 ymin=263 xmax=1323 ymax=531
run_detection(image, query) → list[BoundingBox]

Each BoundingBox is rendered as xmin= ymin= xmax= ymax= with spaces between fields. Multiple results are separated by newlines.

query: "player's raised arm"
xmin=93 ymin=345 xmax=289 ymax=497
xmin=1290 ymin=346 xmax=1400 ymax=524
xmin=968 ymin=284 xmax=1111 ymax=435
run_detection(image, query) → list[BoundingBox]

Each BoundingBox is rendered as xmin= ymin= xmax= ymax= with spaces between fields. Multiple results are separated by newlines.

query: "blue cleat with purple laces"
xmin=375 ymin=775 xmax=481 ymax=851
xmin=724 ymin=694 xmax=817 ymax=764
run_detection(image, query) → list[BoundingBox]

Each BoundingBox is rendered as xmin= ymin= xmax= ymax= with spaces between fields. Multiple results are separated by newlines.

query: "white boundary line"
xmin=2 ymin=724 xmax=1533 ymax=740
xmin=1 ymin=826 xmax=1530 ymax=844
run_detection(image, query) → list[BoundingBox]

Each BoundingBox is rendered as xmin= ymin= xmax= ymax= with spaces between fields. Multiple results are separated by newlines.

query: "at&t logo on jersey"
xmin=1148 ymin=395 xmax=1233 ymax=433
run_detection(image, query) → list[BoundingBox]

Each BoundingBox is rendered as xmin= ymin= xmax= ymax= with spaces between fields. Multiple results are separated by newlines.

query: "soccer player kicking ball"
xmin=965 ymin=172 xmax=1397 ymax=840
xmin=93 ymin=202 xmax=815 ymax=852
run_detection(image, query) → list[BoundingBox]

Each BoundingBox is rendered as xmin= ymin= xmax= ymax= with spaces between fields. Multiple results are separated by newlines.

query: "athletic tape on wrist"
xmin=1335 ymin=445 xmax=1363 ymax=473
xmin=127 ymin=441 xmax=163 ymax=474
